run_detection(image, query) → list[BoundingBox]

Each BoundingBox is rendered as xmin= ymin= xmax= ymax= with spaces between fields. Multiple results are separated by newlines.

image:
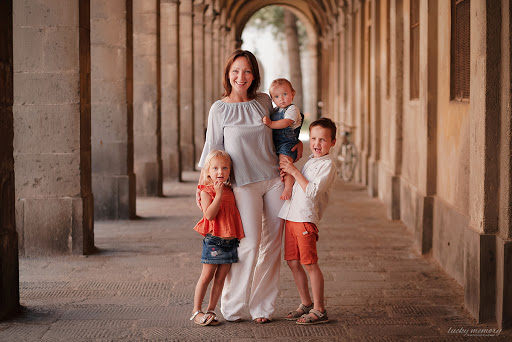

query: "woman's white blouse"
xmin=198 ymin=93 xmax=280 ymax=187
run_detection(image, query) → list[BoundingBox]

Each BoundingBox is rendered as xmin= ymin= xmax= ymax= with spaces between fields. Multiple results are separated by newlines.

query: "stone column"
xmin=496 ymin=0 xmax=512 ymax=328
xmin=368 ymin=0 xmax=381 ymax=198
xmin=133 ymin=0 xmax=162 ymax=196
xmin=91 ymin=0 xmax=136 ymax=219
xmin=179 ymin=0 xmax=195 ymax=171
xmin=193 ymin=2 xmax=206 ymax=167
xmin=0 ymin=0 xmax=19 ymax=319
xmin=212 ymin=19 xmax=221 ymax=98
xmin=161 ymin=0 xmax=181 ymax=181
xmin=14 ymin=0 xmax=94 ymax=255
xmin=388 ymin=0 xmax=404 ymax=220
xmin=465 ymin=0 xmax=502 ymax=323
xmin=204 ymin=8 xmax=214 ymax=108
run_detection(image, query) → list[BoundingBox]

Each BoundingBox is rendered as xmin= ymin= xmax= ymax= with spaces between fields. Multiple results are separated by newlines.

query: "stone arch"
xmin=225 ymin=1 xmax=327 ymax=117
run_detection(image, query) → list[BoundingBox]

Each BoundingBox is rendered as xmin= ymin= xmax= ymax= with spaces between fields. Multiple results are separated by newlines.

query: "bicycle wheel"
xmin=335 ymin=145 xmax=346 ymax=179
xmin=341 ymin=143 xmax=357 ymax=181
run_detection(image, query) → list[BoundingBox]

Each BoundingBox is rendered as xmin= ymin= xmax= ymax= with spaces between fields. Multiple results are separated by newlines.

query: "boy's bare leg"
xmin=279 ymin=154 xmax=294 ymax=200
xmin=298 ymin=263 xmax=325 ymax=322
xmin=207 ymin=264 xmax=231 ymax=312
xmin=286 ymin=260 xmax=313 ymax=311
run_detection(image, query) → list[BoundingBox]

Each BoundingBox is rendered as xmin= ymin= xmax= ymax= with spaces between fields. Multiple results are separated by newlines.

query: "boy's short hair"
xmin=269 ymin=78 xmax=295 ymax=97
xmin=309 ymin=117 xmax=337 ymax=141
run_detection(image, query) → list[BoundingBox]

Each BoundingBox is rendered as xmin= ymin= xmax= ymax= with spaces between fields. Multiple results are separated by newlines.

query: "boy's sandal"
xmin=296 ymin=309 xmax=329 ymax=325
xmin=190 ymin=310 xmax=214 ymax=326
xmin=206 ymin=310 xmax=220 ymax=326
xmin=285 ymin=303 xmax=314 ymax=321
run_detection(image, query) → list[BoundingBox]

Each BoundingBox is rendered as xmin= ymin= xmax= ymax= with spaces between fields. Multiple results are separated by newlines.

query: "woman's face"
xmin=228 ymin=56 xmax=254 ymax=96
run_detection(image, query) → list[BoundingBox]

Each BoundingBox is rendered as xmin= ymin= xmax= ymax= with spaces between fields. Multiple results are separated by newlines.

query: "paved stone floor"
xmin=1 ymin=171 xmax=510 ymax=341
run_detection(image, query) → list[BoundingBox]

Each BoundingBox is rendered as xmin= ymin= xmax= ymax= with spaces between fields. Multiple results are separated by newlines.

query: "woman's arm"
xmin=198 ymin=102 xmax=225 ymax=168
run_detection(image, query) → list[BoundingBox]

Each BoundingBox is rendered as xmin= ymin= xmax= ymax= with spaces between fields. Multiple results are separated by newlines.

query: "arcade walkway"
xmin=0 ymin=172 xmax=509 ymax=341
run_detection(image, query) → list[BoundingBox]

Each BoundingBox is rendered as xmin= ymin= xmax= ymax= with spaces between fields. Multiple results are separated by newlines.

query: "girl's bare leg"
xmin=207 ymin=264 xmax=231 ymax=312
xmin=193 ymin=264 xmax=217 ymax=321
xmin=279 ymin=154 xmax=294 ymax=200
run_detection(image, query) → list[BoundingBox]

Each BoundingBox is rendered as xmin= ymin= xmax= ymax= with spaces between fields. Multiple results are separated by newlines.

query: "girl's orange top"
xmin=194 ymin=184 xmax=245 ymax=239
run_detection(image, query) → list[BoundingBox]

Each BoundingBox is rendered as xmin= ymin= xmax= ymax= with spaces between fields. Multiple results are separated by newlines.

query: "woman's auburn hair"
xmin=222 ymin=49 xmax=261 ymax=99
xmin=199 ymin=149 xmax=234 ymax=186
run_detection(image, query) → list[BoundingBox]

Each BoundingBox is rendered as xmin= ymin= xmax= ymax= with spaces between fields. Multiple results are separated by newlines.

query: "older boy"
xmin=278 ymin=117 xmax=337 ymax=325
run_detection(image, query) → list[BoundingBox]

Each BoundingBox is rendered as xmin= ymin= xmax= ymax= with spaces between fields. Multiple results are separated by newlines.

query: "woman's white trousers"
xmin=220 ymin=177 xmax=284 ymax=320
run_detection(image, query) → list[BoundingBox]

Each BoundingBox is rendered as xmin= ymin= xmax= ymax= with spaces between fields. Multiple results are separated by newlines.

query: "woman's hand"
xmin=291 ymin=140 xmax=304 ymax=162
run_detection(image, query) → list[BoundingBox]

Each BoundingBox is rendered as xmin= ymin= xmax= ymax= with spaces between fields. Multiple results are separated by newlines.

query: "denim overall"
xmin=270 ymin=105 xmax=304 ymax=160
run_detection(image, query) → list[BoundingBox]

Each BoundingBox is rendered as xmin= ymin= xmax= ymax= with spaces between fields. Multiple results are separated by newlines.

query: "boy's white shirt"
xmin=278 ymin=154 xmax=337 ymax=227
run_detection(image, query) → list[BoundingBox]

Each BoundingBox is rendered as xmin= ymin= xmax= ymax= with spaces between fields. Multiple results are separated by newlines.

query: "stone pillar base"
xmin=93 ymin=173 xmax=136 ymax=220
xmin=17 ymin=195 xmax=94 ymax=256
xmin=496 ymin=236 xmax=512 ymax=328
xmin=359 ymin=150 xmax=368 ymax=185
xmin=432 ymin=198 xmax=467 ymax=285
xmin=0 ymin=230 xmax=19 ymax=319
xmin=464 ymin=229 xmax=496 ymax=323
xmin=415 ymin=195 xmax=434 ymax=254
xmin=135 ymin=160 xmax=163 ymax=197
xmin=400 ymin=180 xmax=433 ymax=254
xmin=368 ymin=158 xmax=379 ymax=198
xmin=378 ymin=167 xmax=400 ymax=220
xmin=163 ymin=153 xmax=181 ymax=182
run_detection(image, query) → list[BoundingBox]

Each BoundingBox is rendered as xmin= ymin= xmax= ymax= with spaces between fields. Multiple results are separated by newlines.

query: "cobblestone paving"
xmin=1 ymin=171 xmax=510 ymax=341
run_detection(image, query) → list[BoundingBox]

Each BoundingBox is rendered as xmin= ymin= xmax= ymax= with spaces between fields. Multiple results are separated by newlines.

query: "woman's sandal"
xmin=190 ymin=310 xmax=214 ymax=326
xmin=296 ymin=309 xmax=329 ymax=325
xmin=284 ymin=303 xmax=314 ymax=321
xmin=206 ymin=310 xmax=220 ymax=326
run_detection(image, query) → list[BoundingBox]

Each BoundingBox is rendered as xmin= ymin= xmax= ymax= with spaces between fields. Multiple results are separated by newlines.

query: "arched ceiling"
xmin=212 ymin=0 xmax=343 ymax=43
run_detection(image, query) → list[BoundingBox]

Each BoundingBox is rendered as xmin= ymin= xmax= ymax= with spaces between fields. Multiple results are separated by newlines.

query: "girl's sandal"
xmin=190 ymin=310 xmax=214 ymax=326
xmin=206 ymin=310 xmax=220 ymax=326
xmin=284 ymin=303 xmax=314 ymax=321
xmin=296 ymin=309 xmax=329 ymax=325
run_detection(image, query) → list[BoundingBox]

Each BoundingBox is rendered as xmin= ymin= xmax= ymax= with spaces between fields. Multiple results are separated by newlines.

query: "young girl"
xmin=190 ymin=150 xmax=245 ymax=326
xmin=263 ymin=78 xmax=303 ymax=200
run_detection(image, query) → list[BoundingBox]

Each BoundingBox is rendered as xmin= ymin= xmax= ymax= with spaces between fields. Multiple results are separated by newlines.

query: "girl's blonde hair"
xmin=199 ymin=149 xmax=234 ymax=186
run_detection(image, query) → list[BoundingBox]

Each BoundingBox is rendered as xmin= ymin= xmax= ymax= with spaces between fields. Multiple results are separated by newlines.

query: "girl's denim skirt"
xmin=201 ymin=234 xmax=239 ymax=264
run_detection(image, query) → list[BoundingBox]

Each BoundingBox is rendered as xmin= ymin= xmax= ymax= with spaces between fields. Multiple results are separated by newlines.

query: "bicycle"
xmin=334 ymin=122 xmax=358 ymax=182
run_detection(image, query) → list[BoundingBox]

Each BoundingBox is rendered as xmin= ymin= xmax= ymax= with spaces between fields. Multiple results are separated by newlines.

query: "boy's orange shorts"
xmin=284 ymin=220 xmax=319 ymax=265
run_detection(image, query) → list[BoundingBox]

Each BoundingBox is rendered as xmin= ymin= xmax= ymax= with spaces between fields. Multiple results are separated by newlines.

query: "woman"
xmin=197 ymin=50 xmax=301 ymax=323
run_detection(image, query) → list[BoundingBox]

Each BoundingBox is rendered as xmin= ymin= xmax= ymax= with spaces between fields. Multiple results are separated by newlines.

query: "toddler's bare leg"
xmin=279 ymin=154 xmax=294 ymax=200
